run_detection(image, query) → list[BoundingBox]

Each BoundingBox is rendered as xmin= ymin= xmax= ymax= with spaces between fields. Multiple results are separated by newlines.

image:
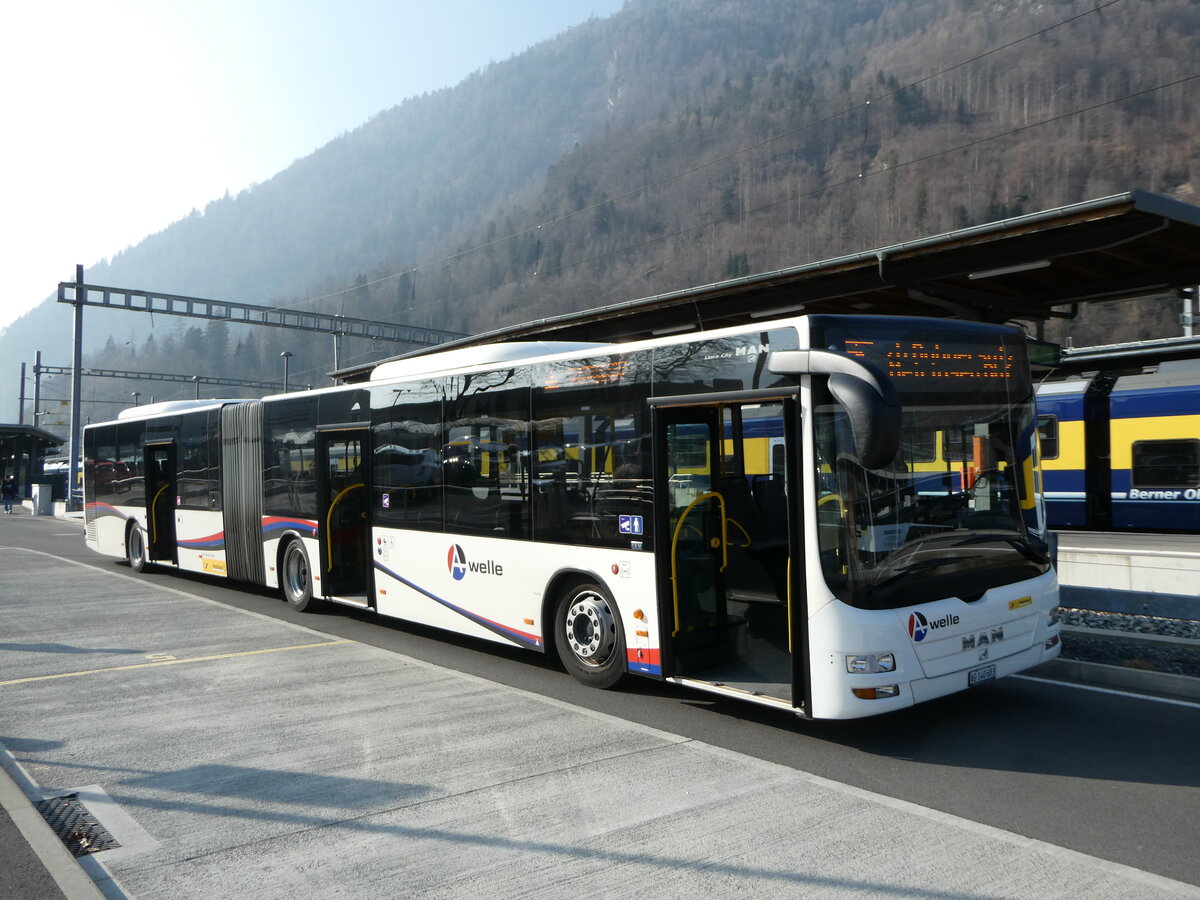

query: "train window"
xmin=1037 ymin=415 xmax=1059 ymax=460
xmin=1131 ymin=439 xmax=1200 ymax=488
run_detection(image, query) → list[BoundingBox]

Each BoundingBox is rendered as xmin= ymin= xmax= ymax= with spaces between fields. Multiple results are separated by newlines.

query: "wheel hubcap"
xmin=287 ymin=550 xmax=307 ymax=596
xmin=565 ymin=593 xmax=616 ymax=666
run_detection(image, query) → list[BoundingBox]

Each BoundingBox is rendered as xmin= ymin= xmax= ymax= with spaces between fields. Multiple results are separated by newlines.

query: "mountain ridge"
xmin=6 ymin=0 xmax=1197 ymax=424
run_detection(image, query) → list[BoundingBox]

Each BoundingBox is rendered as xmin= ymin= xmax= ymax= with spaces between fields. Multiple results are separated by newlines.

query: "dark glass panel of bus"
xmin=320 ymin=388 xmax=371 ymax=427
xmin=207 ymin=408 xmax=222 ymax=509
xmin=660 ymin=409 xmax=724 ymax=663
xmin=263 ymin=396 xmax=319 ymax=520
xmin=178 ymin=411 xmax=215 ymax=510
xmin=319 ymin=430 xmax=367 ymax=594
xmin=86 ymin=425 xmax=118 ymax=508
xmin=83 ymin=427 xmax=97 ymax=508
xmin=532 ymin=353 xmax=652 ymax=549
xmin=144 ymin=416 xmax=176 ymax=445
xmin=114 ymin=420 xmax=146 ymax=507
xmin=808 ymin=317 xmax=1046 ymax=610
xmin=372 ymin=379 xmax=444 ymax=532
xmin=651 ymin=328 xmax=798 ymax=396
xmin=443 ymin=368 xmax=530 ymax=539
xmin=145 ymin=442 xmax=177 ymax=562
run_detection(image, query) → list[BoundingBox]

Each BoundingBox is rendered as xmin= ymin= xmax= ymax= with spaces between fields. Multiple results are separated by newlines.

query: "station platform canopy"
xmin=0 ymin=423 xmax=65 ymax=494
xmin=0 ymin=423 xmax=64 ymax=455
xmin=339 ymin=189 xmax=1200 ymax=382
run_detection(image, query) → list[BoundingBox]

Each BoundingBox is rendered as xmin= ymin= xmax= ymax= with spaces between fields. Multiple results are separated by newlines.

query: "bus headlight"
xmin=845 ymin=652 xmax=895 ymax=674
xmin=1048 ymin=606 xmax=1061 ymax=627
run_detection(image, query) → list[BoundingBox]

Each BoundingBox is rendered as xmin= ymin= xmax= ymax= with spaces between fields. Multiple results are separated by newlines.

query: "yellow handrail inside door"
xmin=150 ymin=482 xmax=170 ymax=542
xmin=325 ymin=483 xmax=364 ymax=572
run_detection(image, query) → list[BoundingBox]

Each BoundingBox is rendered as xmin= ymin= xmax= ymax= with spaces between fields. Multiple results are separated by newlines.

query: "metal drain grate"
xmin=34 ymin=793 xmax=121 ymax=857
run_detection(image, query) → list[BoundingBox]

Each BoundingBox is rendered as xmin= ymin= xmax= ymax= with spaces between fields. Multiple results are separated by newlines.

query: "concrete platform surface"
xmin=1055 ymin=531 xmax=1200 ymax=618
xmin=1 ymin=546 xmax=1196 ymax=899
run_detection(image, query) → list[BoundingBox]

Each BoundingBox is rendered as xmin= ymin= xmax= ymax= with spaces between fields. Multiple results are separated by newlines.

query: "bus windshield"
xmin=811 ymin=320 xmax=1051 ymax=610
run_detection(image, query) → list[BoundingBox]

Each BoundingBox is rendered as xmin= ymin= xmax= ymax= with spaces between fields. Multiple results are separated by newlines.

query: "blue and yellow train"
xmin=1036 ymin=360 xmax=1200 ymax=532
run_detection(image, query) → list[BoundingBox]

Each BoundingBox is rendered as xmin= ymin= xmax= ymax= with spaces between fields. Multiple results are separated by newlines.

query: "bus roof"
xmin=115 ymin=399 xmax=250 ymax=421
xmin=370 ymin=341 xmax=607 ymax=382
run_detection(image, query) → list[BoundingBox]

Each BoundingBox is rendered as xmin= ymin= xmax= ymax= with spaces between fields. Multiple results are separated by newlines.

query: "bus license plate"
xmin=969 ymin=664 xmax=996 ymax=686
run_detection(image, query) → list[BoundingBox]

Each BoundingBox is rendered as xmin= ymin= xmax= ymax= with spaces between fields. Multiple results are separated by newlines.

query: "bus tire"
xmin=281 ymin=540 xmax=320 ymax=611
xmin=553 ymin=581 xmax=626 ymax=689
xmin=127 ymin=523 xmax=149 ymax=573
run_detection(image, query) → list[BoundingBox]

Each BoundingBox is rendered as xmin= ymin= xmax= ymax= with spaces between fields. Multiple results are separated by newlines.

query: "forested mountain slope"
xmin=6 ymin=0 xmax=1197 ymax=422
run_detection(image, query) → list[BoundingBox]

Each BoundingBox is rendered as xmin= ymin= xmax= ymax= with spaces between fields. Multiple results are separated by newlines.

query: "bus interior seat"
xmin=719 ymin=475 xmax=788 ymax=605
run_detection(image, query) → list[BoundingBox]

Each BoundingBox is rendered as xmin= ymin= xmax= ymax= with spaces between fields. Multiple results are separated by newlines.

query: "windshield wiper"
xmin=1006 ymin=536 xmax=1050 ymax=564
xmin=894 ymin=558 xmax=954 ymax=574
xmin=948 ymin=533 xmax=1015 ymax=548
xmin=948 ymin=532 xmax=1050 ymax=564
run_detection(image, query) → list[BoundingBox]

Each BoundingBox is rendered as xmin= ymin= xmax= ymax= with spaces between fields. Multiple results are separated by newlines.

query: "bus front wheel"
xmin=554 ymin=582 xmax=626 ymax=689
xmin=126 ymin=524 xmax=149 ymax=573
xmin=281 ymin=541 xmax=320 ymax=612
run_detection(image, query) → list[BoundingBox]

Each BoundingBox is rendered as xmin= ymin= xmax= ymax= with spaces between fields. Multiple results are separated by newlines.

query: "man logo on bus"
xmin=447 ymin=544 xmax=468 ymax=581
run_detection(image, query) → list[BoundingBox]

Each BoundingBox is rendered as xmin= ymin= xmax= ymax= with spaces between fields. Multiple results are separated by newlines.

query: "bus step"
xmin=327 ymin=593 xmax=371 ymax=609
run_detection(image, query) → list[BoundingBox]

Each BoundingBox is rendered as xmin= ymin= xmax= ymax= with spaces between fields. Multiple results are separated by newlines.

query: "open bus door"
xmin=316 ymin=428 xmax=369 ymax=601
xmin=657 ymin=406 xmax=727 ymax=666
xmin=653 ymin=394 xmax=808 ymax=712
xmin=144 ymin=442 xmax=177 ymax=565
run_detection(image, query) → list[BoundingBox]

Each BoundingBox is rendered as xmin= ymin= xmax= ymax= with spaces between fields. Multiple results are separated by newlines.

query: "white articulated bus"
xmin=83 ymin=314 xmax=1061 ymax=719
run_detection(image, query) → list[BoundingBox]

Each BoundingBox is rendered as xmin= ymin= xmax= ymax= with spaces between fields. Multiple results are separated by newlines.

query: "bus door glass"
xmin=144 ymin=442 xmax=177 ymax=564
xmin=656 ymin=398 xmax=803 ymax=706
xmin=317 ymin=429 xmax=368 ymax=597
xmin=658 ymin=406 xmax=725 ymax=670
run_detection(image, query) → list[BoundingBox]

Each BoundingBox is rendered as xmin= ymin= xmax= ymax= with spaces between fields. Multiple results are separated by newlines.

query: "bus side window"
xmin=443 ymin=369 xmax=529 ymax=539
xmin=372 ymin=379 xmax=444 ymax=532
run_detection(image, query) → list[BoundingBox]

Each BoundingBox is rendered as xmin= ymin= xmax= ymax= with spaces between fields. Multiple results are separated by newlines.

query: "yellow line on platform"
xmin=0 ymin=640 xmax=355 ymax=687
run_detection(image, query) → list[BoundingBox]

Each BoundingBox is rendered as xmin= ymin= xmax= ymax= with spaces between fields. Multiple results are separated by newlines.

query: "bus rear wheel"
xmin=554 ymin=582 xmax=625 ymax=689
xmin=281 ymin=541 xmax=320 ymax=611
xmin=126 ymin=524 xmax=149 ymax=573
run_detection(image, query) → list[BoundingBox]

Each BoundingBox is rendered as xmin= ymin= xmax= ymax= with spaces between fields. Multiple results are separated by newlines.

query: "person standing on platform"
xmin=2 ymin=474 xmax=16 ymax=514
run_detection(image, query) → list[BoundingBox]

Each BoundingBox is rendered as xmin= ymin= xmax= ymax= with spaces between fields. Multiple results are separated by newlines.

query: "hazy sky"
xmin=0 ymin=0 xmax=626 ymax=331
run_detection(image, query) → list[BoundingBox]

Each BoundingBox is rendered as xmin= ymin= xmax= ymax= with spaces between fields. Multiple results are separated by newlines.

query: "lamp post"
xmin=131 ymin=392 xmax=140 ymax=407
xmin=280 ymin=351 xmax=293 ymax=394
